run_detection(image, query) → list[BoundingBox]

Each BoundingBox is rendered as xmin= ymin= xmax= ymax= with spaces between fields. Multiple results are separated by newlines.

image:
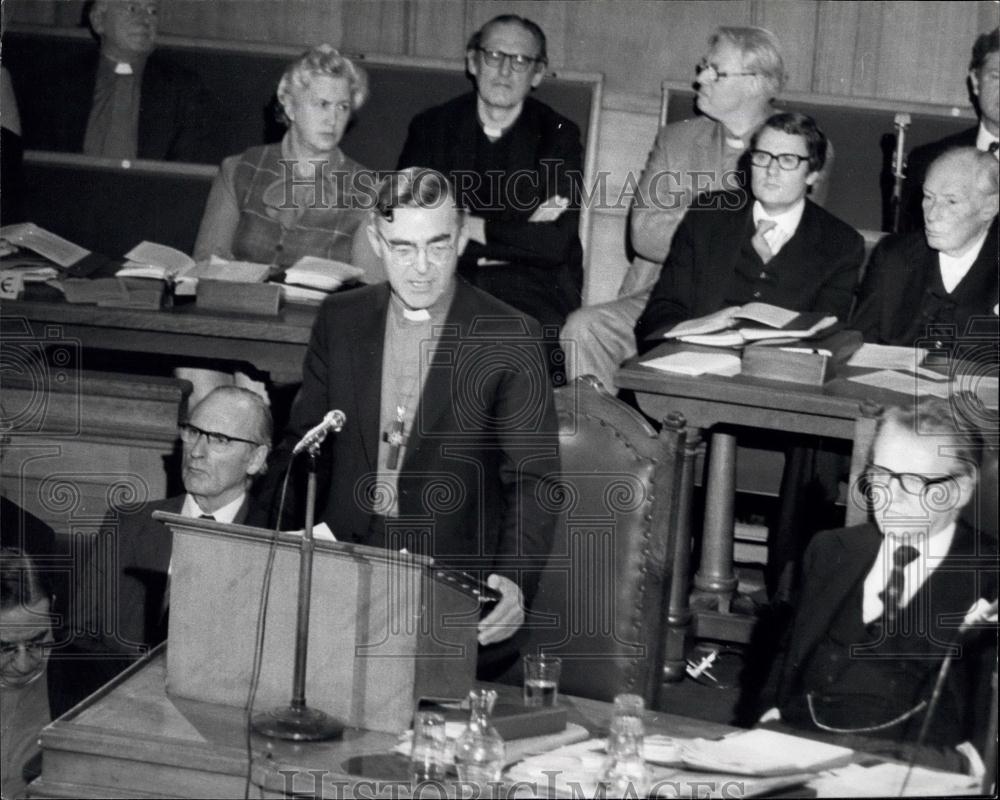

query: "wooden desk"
xmin=31 ymin=649 xmax=740 ymax=799
xmin=7 ymin=295 xmax=318 ymax=384
xmin=616 ymin=355 xmax=884 ymax=668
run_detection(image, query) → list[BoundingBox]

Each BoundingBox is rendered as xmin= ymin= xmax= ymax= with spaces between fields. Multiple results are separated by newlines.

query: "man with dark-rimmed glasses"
xmin=81 ymin=386 xmax=271 ymax=659
xmin=397 ymin=14 xmax=583 ymax=344
xmin=759 ymin=396 xmax=998 ymax=776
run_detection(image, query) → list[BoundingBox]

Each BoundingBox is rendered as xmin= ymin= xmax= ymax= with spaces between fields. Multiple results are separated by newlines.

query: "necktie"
xmin=878 ymin=544 xmax=920 ymax=618
xmin=751 ymin=219 xmax=777 ymax=264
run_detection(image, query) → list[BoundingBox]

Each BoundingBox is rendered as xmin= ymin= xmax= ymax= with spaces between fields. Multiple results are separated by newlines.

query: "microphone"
xmin=292 ymin=410 xmax=346 ymax=455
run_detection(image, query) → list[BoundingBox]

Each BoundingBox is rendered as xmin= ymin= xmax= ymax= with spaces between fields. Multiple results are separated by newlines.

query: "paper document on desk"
xmin=0 ymin=222 xmax=90 ymax=267
xmin=848 ymin=370 xmax=952 ymax=398
xmin=642 ymin=351 xmax=742 ymax=377
xmin=808 ymin=763 xmax=977 ymax=797
xmin=677 ymin=729 xmax=854 ymax=776
xmin=847 ymin=343 xmax=928 ymax=371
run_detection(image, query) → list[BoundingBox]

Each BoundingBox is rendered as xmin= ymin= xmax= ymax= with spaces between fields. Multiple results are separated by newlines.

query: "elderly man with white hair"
xmin=852 ymin=146 xmax=999 ymax=346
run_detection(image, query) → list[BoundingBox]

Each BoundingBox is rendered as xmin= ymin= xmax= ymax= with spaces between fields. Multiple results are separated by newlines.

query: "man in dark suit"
xmin=87 ymin=386 xmax=270 ymax=657
xmin=268 ymin=168 xmax=559 ymax=675
xmin=396 ymin=14 xmax=582 ymax=332
xmin=18 ymin=0 xmax=216 ymax=163
xmin=759 ymin=398 xmax=998 ymax=774
xmin=635 ymin=112 xmax=863 ymax=349
xmin=899 ymin=28 xmax=998 ymax=232
xmin=853 ymin=147 xmax=998 ymax=348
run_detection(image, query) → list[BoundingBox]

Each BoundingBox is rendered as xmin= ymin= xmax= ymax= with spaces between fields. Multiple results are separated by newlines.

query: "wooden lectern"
xmin=153 ymin=512 xmax=478 ymax=733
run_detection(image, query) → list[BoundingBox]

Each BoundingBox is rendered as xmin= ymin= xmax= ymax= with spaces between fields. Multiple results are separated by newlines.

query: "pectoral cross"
xmin=382 ymin=405 xmax=408 ymax=469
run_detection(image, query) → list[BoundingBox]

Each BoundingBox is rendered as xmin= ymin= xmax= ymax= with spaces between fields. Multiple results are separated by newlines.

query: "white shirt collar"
xmin=938 ymin=228 xmax=989 ymax=293
xmin=976 ymin=122 xmax=999 ymax=154
xmin=862 ymin=522 xmax=957 ymax=624
xmin=181 ymin=492 xmax=246 ymax=525
xmin=752 ymin=198 xmax=806 ymax=256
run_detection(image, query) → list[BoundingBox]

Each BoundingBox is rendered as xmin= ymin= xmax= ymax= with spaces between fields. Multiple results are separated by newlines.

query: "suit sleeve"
xmin=192 ymin=154 xmax=240 ymax=261
xmin=630 ymin=126 xmax=688 ymax=265
xmin=252 ymin=303 xmax=336 ymax=527
xmin=480 ymin=120 xmax=584 ymax=268
xmin=491 ymin=321 xmax=559 ymax=605
xmin=849 ymin=238 xmax=891 ymax=343
xmin=633 ymin=209 xmax=697 ymax=350
xmin=814 ymin=228 xmax=864 ymax=321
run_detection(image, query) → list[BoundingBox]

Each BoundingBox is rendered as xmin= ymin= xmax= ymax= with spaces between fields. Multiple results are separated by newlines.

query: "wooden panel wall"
xmin=5 ymin=0 xmax=997 ymax=303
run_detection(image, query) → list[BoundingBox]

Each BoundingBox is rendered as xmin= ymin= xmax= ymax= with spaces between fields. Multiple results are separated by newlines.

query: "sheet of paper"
xmin=642 ymin=351 xmax=741 ymax=377
xmin=0 ymin=222 xmax=90 ymax=267
xmin=124 ymin=241 xmax=195 ymax=273
xmin=662 ymin=306 xmax=739 ymax=338
xmin=678 ymin=728 xmax=854 ymax=776
xmin=847 ymin=343 xmax=928 ymax=371
xmin=809 ymin=763 xmax=977 ymax=797
xmin=283 ymin=522 xmax=337 ymax=542
xmin=848 ymin=370 xmax=952 ymax=398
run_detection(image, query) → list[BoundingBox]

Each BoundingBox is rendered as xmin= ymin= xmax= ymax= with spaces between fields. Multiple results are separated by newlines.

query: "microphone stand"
xmin=252 ymin=445 xmax=344 ymax=740
xmin=890 ymin=112 xmax=911 ymax=233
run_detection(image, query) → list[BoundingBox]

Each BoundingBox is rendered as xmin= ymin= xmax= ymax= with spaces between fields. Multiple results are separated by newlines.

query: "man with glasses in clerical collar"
xmin=264 ymin=168 xmax=559 ymax=678
xmin=634 ymin=112 xmax=862 ymax=348
xmin=396 ymin=14 xmax=583 ymax=343
xmin=758 ymin=397 xmax=998 ymax=775
xmin=83 ymin=386 xmax=271 ymax=657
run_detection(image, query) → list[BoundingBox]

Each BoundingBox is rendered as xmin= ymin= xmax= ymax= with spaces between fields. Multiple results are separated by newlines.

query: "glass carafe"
xmin=453 ymin=688 xmax=506 ymax=791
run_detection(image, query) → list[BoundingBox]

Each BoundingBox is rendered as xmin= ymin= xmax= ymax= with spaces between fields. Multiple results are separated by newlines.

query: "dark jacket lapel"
xmin=347 ymin=284 xmax=391 ymax=471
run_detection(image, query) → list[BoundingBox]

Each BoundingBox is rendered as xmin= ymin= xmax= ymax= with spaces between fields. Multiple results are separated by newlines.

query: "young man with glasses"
xmin=563 ymin=27 xmax=836 ymax=390
xmin=265 ymin=168 xmax=559 ymax=678
xmin=81 ymin=386 xmax=271 ymax=658
xmin=758 ymin=397 xmax=997 ymax=775
xmin=396 ymin=14 xmax=583 ymax=339
xmin=634 ymin=112 xmax=861 ymax=347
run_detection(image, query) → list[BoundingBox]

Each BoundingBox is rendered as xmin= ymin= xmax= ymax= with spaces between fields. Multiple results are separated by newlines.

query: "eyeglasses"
xmin=0 ymin=632 xmax=53 ymax=688
xmin=476 ymin=47 xmax=542 ymax=73
xmin=865 ymin=463 xmax=960 ymax=496
xmin=750 ymin=149 xmax=811 ymax=171
xmin=121 ymin=2 xmax=158 ymax=17
xmin=696 ymin=59 xmax=757 ymax=83
xmin=375 ymin=230 xmax=456 ymax=267
xmin=179 ymin=423 xmax=261 ymax=449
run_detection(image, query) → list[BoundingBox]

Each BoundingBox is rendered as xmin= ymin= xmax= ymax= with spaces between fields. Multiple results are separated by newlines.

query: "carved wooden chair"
xmin=523 ymin=376 xmax=688 ymax=707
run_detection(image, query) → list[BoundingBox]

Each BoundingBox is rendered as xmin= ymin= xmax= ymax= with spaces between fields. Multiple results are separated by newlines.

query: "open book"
xmin=117 ymin=242 xmax=270 ymax=294
xmin=283 ymin=255 xmax=365 ymax=292
xmin=0 ymin=222 xmax=91 ymax=268
xmin=663 ymin=302 xmax=837 ymax=347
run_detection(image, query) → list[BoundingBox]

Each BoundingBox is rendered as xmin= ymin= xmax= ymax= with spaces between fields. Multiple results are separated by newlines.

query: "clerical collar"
xmin=101 ymin=52 xmax=147 ymax=76
xmin=388 ymin=280 xmax=456 ymax=324
xmin=477 ymin=99 xmax=523 ymax=140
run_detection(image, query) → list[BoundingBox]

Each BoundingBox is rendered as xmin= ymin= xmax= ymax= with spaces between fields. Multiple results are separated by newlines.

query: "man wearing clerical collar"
xmin=759 ymin=398 xmax=997 ymax=775
xmin=852 ymin=147 xmax=999 ymax=348
xmin=266 ymin=168 xmax=559 ymax=677
xmin=397 ymin=15 xmax=583 ymax=343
